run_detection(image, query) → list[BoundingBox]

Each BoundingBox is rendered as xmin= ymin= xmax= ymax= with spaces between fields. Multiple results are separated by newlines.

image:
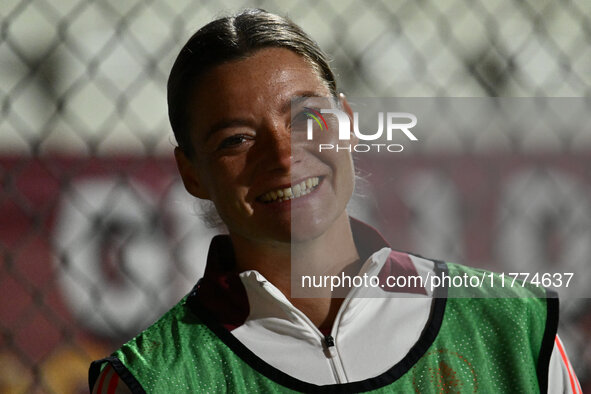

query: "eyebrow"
xmin=202 ymin=118 xmax=253 ymax=142
xmin=282 ymin=92 xmax=327 ymax=114
xmin=202 ymin=92 xmax=330 ymax=142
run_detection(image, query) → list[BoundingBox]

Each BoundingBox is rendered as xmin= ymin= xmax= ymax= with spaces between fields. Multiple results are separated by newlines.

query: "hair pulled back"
xmin=167 ymin=8 xmax=337 ymax=157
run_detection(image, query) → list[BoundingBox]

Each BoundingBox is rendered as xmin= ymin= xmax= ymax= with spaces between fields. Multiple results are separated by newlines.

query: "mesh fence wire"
xmin=1 ymin=0 xmax=591 ymax=392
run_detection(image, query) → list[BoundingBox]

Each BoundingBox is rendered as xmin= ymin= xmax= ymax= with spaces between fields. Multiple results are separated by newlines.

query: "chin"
xmin=289 ymin=215 xmax=332 ymax=243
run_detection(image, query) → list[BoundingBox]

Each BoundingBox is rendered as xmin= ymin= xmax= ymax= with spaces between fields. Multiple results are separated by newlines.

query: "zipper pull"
xmin=324 ymin=335 xmax=335 ymax=348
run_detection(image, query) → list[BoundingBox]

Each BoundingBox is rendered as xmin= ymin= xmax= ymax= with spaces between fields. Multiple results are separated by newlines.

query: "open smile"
xmin=258 ymin=176 xmax=321 ymax=203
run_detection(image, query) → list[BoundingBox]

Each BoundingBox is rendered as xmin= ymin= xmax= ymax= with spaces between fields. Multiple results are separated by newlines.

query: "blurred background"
xmin=1 ymin=0 xmax=590 ymax=392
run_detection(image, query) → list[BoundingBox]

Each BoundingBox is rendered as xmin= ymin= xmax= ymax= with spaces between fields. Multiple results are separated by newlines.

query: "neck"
xmin=230 ymin=212 xmax=360 ymax=330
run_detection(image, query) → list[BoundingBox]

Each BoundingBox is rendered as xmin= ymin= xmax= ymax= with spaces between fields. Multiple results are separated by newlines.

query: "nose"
xmin=259 ymin=121 xmax=294 ymax=174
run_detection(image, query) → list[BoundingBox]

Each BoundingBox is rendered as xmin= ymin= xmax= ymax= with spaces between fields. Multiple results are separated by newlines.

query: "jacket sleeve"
xmin=547 ymin=335 xmax=582 ymax=394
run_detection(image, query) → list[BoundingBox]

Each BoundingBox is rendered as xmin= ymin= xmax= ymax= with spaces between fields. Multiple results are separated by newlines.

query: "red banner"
xmin=1 ymin=155 xmax=589 ymax=392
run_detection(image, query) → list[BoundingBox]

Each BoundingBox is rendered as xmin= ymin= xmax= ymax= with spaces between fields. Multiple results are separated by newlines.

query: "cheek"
xmin=326 ymin=151 xmax=355 ymax=197
xmin=342 ymin=157 xmax=356 ymax=195
xmin=203 ymin=158 xmax=250 ymax=203
xmin=337 ymin=154 xmax=355 ymax=195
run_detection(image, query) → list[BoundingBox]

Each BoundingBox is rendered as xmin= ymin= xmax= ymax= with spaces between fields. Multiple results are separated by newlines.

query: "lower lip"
xmin=256 ymin=179 xmax=324 ymax=211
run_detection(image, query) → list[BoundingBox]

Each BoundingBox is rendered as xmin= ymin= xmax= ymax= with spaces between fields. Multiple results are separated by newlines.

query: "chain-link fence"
xmin=1 ymin=0 xmax=590 ymax=392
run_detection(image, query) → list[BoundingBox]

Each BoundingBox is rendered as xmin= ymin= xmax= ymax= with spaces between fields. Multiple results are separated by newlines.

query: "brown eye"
xmin=291 ymin=110 xmax=314 ymax=133
xmin=292 ymin=110 xmax=308 ymax=125
xmin=218 ymin=134 xmax=252 ymax=150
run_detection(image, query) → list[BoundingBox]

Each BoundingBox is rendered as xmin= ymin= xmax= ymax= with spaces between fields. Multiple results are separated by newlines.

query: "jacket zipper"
xmin=322 ymin=334 xmax=348 ymax=383
xmin=283 ymin=306 xmax=348 ymax=383
xmin=318 ymin=285 xmax=363 ymax=383
xmin=258 ymin=278 xmax=362 ymax=384
xmin=323 ymin=282 xmax=364 ymax=383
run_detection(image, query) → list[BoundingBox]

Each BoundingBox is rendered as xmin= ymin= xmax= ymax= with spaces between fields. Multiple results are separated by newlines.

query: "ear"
xmin=339 ymin=93 xmax=358 ymax=144
xmin=174 ymin=147 xmax=211 ymax=200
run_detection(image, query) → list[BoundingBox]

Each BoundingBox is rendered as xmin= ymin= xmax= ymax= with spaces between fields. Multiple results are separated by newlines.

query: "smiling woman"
xmin=175 ymin=48 xmax=355 ymax=250
xmin=89 ymin=8 xmax=580 ymax=394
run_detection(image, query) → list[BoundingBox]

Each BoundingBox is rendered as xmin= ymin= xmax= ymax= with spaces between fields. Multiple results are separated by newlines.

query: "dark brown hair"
xmin=167 ymin=8 xmax=337 ymax=157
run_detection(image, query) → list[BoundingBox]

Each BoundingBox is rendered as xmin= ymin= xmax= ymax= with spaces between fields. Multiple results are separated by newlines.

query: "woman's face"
xmin=177 ymin=48 xmax=355 ymax=245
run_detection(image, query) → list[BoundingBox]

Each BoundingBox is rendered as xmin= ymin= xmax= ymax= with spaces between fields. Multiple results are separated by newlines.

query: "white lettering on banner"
xmin=306 ymin=109 xmax=418 ymax=142
xmin=311 ymin=108 xmax=350 ymax=140
xmin=385 ymin=113 xmax=418 ymax=141
xmin=318 ymin=143 xmax=404 ymax=153
xmin=353 ymin=112 xmax=383 ymax=140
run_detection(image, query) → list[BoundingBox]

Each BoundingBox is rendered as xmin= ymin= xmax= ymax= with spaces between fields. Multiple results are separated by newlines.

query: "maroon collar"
xmin=189 ymin=218 xmax=425 ymax=330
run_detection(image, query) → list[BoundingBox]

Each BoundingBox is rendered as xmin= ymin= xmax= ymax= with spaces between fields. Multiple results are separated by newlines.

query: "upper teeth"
xmin=260 ymin=177 xmax=320 ymax=202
